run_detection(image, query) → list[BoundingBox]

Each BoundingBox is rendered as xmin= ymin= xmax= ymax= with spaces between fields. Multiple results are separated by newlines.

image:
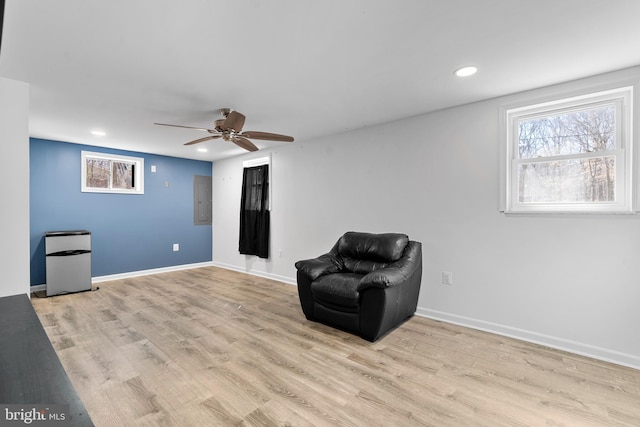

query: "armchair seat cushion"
xmin=311 ymin=273 xmax=363 ymax=308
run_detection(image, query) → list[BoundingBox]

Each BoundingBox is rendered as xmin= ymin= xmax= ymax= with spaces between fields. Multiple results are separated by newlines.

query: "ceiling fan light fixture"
xmin=454 ymin=66 xmax=478 ymax=77
xmin=197 ymin=148 xmax=208 ymax=152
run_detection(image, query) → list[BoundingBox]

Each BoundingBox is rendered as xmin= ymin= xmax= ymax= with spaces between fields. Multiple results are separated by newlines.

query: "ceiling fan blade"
xmin=222 ymin=111 xmax=246 ymax=132
xmin=184 ymin=135 xmax=221 ymax=146
xmin=155 ymin=123 xmax=215 ymax=132
xmin=232 ymin=136 xmax=259 ymax=152
xmin=240 ymin=131 xmax=294 ymax=142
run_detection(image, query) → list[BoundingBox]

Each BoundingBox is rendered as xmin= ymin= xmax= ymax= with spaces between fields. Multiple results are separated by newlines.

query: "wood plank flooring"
xmin=30 ymin=266 xmax=640 ymax=426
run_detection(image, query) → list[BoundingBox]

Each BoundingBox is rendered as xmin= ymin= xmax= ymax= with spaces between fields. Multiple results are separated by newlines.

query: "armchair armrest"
xmin=360 ymin=266 xmax=407 ymax=289
xmin=359 ymin=241 xmax=421 ymax=289
xmin=295 ymin=253 xmax=343 ymax=281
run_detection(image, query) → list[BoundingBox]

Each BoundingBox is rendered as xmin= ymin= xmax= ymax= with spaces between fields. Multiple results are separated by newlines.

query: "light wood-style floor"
xmin=31 ymin=266 xmax=640 ymax=426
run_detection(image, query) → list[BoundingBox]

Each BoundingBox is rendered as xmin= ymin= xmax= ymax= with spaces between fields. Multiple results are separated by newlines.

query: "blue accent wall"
xmin=30 ymin=138 xmax=212 ymax=285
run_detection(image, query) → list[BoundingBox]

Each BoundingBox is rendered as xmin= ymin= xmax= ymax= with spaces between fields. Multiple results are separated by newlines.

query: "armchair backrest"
xmin=335 ymin=232 xmax=410 ymax=275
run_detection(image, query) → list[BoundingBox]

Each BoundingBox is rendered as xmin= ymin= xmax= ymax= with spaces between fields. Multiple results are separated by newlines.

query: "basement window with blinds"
xmin=502 ymin=86 xmax=634 ymax=213
xmin=81 ymin=151 xmax=144 ymax=194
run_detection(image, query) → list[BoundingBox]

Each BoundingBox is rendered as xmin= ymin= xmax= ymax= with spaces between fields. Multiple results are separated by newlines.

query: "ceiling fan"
xmin=154 ymin=108 xmax=294 ymax=152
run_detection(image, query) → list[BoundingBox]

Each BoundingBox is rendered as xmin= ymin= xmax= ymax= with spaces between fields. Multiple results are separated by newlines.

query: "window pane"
xmin=85 ymin=158 xmax=110 ymax=188
xmin=518 ymin=156 xmax=615 ymax=203
xmin=112 ymin=161 xmax=134 ymax=189
xmin=518 ymin=104 xmax=615 ymax=159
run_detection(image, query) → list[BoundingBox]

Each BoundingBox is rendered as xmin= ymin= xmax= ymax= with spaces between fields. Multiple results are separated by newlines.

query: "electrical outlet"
xmin=442 ymin=271 xmax=453 ymax=285
xmin=173 ymin=243 xmax=179 ymax=252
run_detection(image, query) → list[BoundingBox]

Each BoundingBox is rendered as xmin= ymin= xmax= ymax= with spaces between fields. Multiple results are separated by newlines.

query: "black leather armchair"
xmin=295 ymin=232 xmax=422 ymax=342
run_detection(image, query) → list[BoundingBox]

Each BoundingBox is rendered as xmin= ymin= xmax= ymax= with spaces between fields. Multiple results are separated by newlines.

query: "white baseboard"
xmin=91 ymin=262 xmax=215 ymax=283
xmin=30 ymin=262 xmax=215 ymax=291
xmin=417 ymin=308 xmax=640 ymax=371
xmin=210 ymin=261 xmax=297 ymax=286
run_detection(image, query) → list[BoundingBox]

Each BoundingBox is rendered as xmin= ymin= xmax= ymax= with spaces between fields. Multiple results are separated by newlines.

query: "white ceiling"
xmin=1 ymin=0 xmax=640 ymax=161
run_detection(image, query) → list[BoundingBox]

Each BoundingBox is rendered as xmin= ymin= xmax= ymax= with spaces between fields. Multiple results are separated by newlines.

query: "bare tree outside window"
xmin=517 ymin=104 xmax=616 ymax=204
xmin=112 ymin=161 xmax=134 ymax=189
xmin=85 ymin=158 xmax=110 ymax=188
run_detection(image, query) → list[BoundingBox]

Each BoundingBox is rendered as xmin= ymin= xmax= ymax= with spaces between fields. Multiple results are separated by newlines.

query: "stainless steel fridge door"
xmin=45 ymin=231 xmax=92 ymax=296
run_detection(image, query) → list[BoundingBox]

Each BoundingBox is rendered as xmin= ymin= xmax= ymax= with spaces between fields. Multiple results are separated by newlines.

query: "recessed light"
xmin=197 ymin=148 xmax=208 ymax=152
xmin=90 ymin=130 xmax=107 ymax=136
xmin=454 ymin=66 xmax=478 ymax=77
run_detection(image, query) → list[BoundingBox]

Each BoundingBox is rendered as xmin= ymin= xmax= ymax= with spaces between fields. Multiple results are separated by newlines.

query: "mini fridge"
xmin=45 ymin=230 xmax=92 ymax=297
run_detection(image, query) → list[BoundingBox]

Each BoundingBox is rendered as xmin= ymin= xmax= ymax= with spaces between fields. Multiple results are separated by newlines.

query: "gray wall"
xmin=212 ymin=67 xmax=640 ymax=369
xmin=0 ymin=77 xmax=30 ymax=298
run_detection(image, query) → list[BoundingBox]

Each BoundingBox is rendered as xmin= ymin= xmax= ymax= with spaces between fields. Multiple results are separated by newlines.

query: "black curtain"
xmin=239 ymin=165 xmax=270 ymax=258
xmin=0 ymin=0 xmax=5 ymax=59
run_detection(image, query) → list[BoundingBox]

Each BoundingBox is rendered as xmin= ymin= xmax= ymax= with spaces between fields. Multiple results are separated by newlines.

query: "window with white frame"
xmin=81 ymin=151 xmax=144 ymax=194
xmin=503 ymin=86 xmax=633 ymax=213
